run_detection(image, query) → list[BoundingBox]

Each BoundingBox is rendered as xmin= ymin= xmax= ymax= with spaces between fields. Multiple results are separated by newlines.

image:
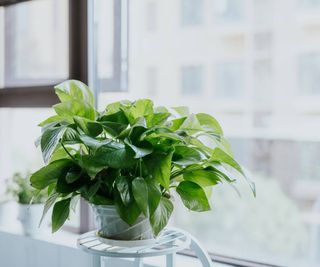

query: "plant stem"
xmin=139 ymin=159 xmax=142 ymax=177
xmin=61 ymin=142 xmax=76 ymax=162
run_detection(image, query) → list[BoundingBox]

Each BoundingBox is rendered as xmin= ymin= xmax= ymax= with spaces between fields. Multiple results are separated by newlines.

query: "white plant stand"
xmin=77 ymin=228 xmax=213 ymax=267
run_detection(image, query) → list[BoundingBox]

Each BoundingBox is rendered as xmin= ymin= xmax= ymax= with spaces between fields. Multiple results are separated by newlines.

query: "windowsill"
xmin=0 ymin=226 xmax=232 ymax=267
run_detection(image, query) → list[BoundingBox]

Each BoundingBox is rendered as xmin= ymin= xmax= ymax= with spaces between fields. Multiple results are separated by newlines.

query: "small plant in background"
xmin=6 ymin=172 xmax=46 ymax=205
xmin=30 ymin=80 xmax=255 ymax=237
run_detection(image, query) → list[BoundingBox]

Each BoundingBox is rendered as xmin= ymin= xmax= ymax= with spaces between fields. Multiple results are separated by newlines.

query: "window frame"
xmin=0 ymin=0 xmax=88 ymax=107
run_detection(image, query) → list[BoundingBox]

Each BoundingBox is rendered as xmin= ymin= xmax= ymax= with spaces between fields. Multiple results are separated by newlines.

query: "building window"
xmin=145 ymin=1 xmax=157 ymax=32
xmin=181 ymin=65 xmax=203 ymax=95
xmin=215 ymin=0 xmax=243 ymax=22
xmin=181 ymin=0 xmax=204 ymax=26
xmin=215 ymin=62 xmax=244 ymax=98
xmin=300 ymin=53 xmax=320 ymax=95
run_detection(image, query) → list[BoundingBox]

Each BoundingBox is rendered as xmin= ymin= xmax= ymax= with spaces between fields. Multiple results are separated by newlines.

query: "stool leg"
xmin=134 ymin=257 xmax=143 ymax=267
xmin=166 ymin=253 xmax=176 ymax=267
xmin=92 ymin=255 xmax=101 ymax=267
xmin=189 ymin=238 xmax=213 ymax=267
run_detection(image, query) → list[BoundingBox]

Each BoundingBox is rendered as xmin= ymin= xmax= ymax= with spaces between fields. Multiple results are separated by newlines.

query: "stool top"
xmin=77 ymin=228 xmax=191 ymax=258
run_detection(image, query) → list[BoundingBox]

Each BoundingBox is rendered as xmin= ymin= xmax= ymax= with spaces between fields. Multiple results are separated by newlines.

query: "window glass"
xmin=94 ymin=1 xmax=320 ymax=266
xmin=215 ymin=62 xmax=244 ymax=98
xmin=181 ymin=0 xmax=204 ymax=26
xmin=215 ymin=0 xmax=243 ymax=22
xmin=146 ymin=67 xmax=158 ymax=96
xmin=91 ymin=0 xmax=128 ymax=92
xmin=0 ymin=7 xmax=4 ymax=88
xmin=145 ymin=1 xmax=157 ymax=32
xmin=181 ymin=65 xmax=203 ymax=95
xmin=300 ymin=53 xmax=320 ymax=95
xmin=301 ymin=0 xmax=320 ymax=8
xmin=0 ymin=108 xmax=80 ymax=230
xmin=0 ymin=0 xmax=69 ymax=87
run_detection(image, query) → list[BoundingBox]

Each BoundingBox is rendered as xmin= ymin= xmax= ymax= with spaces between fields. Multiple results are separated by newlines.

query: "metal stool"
xmin=77 ymin=228 xmax=213 ymax=267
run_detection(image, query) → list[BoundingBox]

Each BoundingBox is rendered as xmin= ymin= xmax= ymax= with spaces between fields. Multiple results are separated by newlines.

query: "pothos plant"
xmin=30 ymin=80 xmax=255 ymax=235
xmin=6 ymin=172 xmax=46 ymax=205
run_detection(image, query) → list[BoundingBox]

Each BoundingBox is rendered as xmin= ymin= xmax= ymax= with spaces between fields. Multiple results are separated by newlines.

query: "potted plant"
xmin=30 ymin=80 xmax=255 ymax=241
xmin=7 ymin=172 xmax=47 ymax=235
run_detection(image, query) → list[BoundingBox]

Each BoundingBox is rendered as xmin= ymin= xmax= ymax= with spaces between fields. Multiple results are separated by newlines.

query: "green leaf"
xmin=56 ymin=169 xmax=86 ymax=194
xmin=92 ymin=142 xmax=136 ymax=169
xmin=179 ymin=114 xmax=203 ymax=135
xmin=54 ymin=80 xmax=94 ymax=106
xmin=176 ymin=181 xmax=210 ymax=212
xmin=169 ymin=117 xmax=187 ymax=131
xmin=125 ymin=139 xmax=153 ymax=159
xmin=150 ymin=197 xmax=173 ymax=236
xmin=132 ymin=177 xmax=149 ymax=216
xmin=196 ymin=113 xmax=223 ymax=135
xmin=79 ymin=135 xmax=111 ymax=151
xmin=146 ymin=179 xmax=162 ymax=215
xmin=39 ymin=192 xmax=59 ymax=226
xmin=53 ymin=100 xmax=95 ymax=121
xmin=121 ymin=99 xmax=154 ymax=124
xmin=51 ymin=198 xmax=71 ymax=233
xmin=65 ymin=169 xmax=82 ymax=183
xmin=183 ymin=169 xmax=221 ymax=187
xmin=80 ymin=155 xmax=106 ymax=179
xmin=210 ymin=148 xmax=243 ymax=175
xmin=172 ymin=106 xmax=189 ymax=117
xmin=115 ymin=176 xmax=131 ymax=205
xmin=114 ymin=189 xmax=141 ymax=226
xmin=41 ymin=126 xmax=66 ymax=163
xmin=74 ymin=116 xmax=103 ymax=137
xmin=38 ymin=115 xmax=63 ymax=127
xmin=146 ymin=112 xmax=170 ymax=128
xmin=30 ymin=159 xmax=73 ymax=190
xmin=173 ymin=145 xmax=202 ymax=166
xmin=145 ymin=151 xmax=173 ymax=189
xmin=62 ymin=127 xmax=80 ymax=144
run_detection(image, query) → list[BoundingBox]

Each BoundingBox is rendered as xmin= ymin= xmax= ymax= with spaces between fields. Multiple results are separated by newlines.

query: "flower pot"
xmin=91 ymin=205 xmax=153 ymax=241
xmin=18 ymin=204 xmax=44 ymax=236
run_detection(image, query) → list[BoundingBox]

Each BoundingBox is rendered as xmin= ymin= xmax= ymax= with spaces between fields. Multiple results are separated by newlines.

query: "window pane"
xmin=181 ymin=65 xmax=203 ymax=95
xmin=301 ymin=0 xmax=320 ymax=8
xmin=0 ymin=108 xmax=79 ymax=231
xmin=300 ymin=53 xmax=320 ymax=95
xmin=215 ymin=62 xmax=244 ymax=98
xmin=94 ymin=1 xmax=320 ymax=266
xmin=215 ymin=0 xmax=244 ymax=22
xmin=90 ymin=0 xmax=128 ymax=92
xmin=181 ymin=0 xmax=204 ymax=26
xmin=0 ymin=0 xmax=68 ymax=87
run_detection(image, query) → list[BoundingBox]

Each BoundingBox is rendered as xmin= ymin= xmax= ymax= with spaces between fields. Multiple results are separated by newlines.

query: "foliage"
xmin=30 ymin=80 xmax=255 ymax=235
xmin=6 ymin=172 xmax=46 ymax=204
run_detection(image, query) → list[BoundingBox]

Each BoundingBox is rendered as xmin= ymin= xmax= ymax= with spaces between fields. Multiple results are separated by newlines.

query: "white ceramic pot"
xmin=92 ymin=204 xmax=153 ymax=241
xmin=18 ymin=204 xmax=44 ymax=236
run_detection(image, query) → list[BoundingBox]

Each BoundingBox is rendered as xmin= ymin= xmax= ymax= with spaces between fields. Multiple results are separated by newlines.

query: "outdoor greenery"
xmin=30 ymin=80 xmax=255 ymax=235
xmin=6 ymin=172 xmax=46 ymax=204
